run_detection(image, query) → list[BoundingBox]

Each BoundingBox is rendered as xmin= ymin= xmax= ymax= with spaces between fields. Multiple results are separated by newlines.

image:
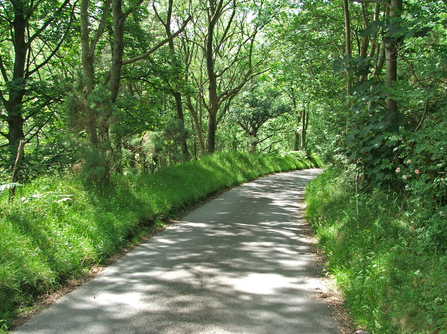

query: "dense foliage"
xmin=306 ymin=168 xmax=446 ymax=333
xmin=1 ymin=0 xmax=446 ymax=332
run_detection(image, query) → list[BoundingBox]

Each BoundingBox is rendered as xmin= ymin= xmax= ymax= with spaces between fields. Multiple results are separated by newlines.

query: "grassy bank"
xmin=0 ymin=151 xmax=322 ymax=331
xmin=305 ymin=168 xmax=447 ymax=333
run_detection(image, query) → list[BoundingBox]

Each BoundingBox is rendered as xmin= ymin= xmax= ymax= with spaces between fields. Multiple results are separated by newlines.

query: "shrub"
xmin=305 ymin=168 xmax=447 ymax=333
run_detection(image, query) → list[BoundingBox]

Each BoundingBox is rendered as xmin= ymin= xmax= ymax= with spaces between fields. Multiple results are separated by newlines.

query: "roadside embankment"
xmin=305 ymin=168 xmax=447 ymax=333
xmin=0 ymin=151 xmax=322 ymax=332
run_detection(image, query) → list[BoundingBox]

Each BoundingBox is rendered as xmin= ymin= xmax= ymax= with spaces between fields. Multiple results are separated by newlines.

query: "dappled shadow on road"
xmin=14 ymin=169 xmax=339 ymax=334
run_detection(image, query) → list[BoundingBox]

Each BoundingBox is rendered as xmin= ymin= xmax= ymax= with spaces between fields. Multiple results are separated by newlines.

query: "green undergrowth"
xmin=305 ymin=168 xmax=447 ymax=333
xmin=0 ymin=151 xmax=321 ymax=331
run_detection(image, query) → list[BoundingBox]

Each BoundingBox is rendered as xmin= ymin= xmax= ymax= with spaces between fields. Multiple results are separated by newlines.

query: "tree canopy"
xmin=0 ymin=0 xmax=445 ymax=196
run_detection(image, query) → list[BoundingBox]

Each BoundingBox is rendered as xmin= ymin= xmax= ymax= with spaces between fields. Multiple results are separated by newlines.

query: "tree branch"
xmin=218 ymin=0 xmax=236 ymax=50
xmin=210 ymin=0 xmax=225 ymax=27
xmin=27 ymin=3 xmax=77 ymax=78
xmin=23 ymin=96 xmax=58 ymax=121
xmin=24 ymin=110 xmax=56 ymax=143
xmin=258 ymin=133 xmax=275 ymax=144
xmin=236 ymin=120 xmax=249 ymax=133
xmin=122 ymin=16 xmax=191 ymax=66
xmin=29 ymin=0 xmax=72 ymax=44
xmin=29 ymin=0 xmax=43 ymax=19
xmin=123 ymin=0 xmax=144 ymax=20
xmin=0 ymin=55 xmax=9 ymax=82
xmin=152 ymin=0 xmax=166 ymax=27
xmin=414 ymin=99 xmax=429 ymax=133
xmin=0 ymin=0 xmax=11 ymax=23
xmin=218 ymin=68 xmax=268 ymax=102
xmin=90 ymin=0 xmax=112 ymax=57
xmin=349 ymin=0 xmax=391 ymax=8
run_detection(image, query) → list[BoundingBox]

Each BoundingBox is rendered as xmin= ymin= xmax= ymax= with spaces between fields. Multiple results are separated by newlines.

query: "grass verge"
xmin=305 ymin=168 xmax=447 ymax=333
xmin=0 ymin=151 xmax=322 ymax=332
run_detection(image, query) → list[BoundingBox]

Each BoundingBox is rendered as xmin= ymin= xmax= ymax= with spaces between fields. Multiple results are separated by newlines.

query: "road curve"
xmin=12 ymin=168 xmax=340 ymax=334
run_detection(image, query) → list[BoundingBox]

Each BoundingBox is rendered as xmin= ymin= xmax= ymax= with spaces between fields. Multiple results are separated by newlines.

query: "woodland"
xmin=0 ymin=0 xmax=446 ymax=333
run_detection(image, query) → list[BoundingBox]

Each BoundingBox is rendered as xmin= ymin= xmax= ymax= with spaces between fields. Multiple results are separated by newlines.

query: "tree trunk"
xmin=186 ymin=96 xmax=205 ymax=156
xmin=1 ymin=0 xmax=71 ymax=157
xmin=385 ymin=0 xmax=402 ymax=114
xmin=173 ymin=92 xmax=189 ymax=160
xmin=361 ymin=3 xmax=380 ymax=83
xmin=5 ymin=1 xmax=27 ymax=150
xmin=294 ymin=132 xmax=299 ymax=151
xmin=206 ymin=68 xmax=219 ymax=154
xmin=343 ymin=0 xmax=352 ymax=133
xmin=80 ymin=0 xmax=98 ymax=145
xmin=289 ymin=88 xmax=300 ymax=151
xmin=95 ymin=0 xmax=126 ymax=143
xmin=207 ymin=111 xmax=217 ymax=153
xmin=343 ymin=0 xmax=352 ymax=92
xmin=110 ymin=0 xmax=125 ymax=104
xmin=206 ymin=48 xmax=219 ymax=154
xmin=301 ymin=108 xmax=308 ymax=151
xmin=6 ymin=115 xmax=25 ymax=154
xmin=250 ymin=127 xmax=259 ymax=153
xmin=155 ymin=0 xmax=189 ymax=160
xmin=359 ymin=4 xmax=370 ymax=82
xmin=204 ymin=0 xmax=223 ymax=154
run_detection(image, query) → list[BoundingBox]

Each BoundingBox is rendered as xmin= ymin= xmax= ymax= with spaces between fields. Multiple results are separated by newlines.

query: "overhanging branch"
xmin=122 ymin=16 xmax=191 ymax=66
xmin=258 ymin=133 xmax=274 ymax=144
xmin=123 ymin=0 xmax=144 ymax=20
xmin=89 ymin=0 xmax=112 ymax=58
xmin=29 ymin=0 xmax=72 ymax=44
xmin=349 ymin=0 xmax=391 ymax=8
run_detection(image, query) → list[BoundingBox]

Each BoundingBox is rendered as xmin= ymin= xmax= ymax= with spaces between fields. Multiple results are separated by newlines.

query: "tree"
xmin=153 ymin=0 xmax=190 ymax=160
xmin=0 ymin=0 xmax=75 ymax=157
xmin=231 ymin=80 xmax=291 ymax=152
xmin=384 ymin=0 xmax=402 ymax=114
xmin=267 ymin=1 xmax=347 ymax=157
xmin=341 ymin=0 xmax=447 ymax=187
xmin=74 ymin=0 xmax=190 ymax=182
xmin=188 ymin=0 xmax=271 ymax=153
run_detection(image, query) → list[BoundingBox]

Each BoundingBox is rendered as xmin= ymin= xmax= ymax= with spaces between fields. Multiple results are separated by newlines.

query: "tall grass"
xmin=305 ymin=168 xmax=447 ymax=333
xmin=0 ymin=151 xmax=321 ymax=331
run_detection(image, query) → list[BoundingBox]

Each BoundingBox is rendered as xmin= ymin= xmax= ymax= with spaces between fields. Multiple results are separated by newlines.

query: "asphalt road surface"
xmin=12 ymin=168 xmax=340 ymax=334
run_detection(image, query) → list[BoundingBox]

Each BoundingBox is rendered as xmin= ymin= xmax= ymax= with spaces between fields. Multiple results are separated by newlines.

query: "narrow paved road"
xmin=13 ymin=168 xmax=340 ymax=334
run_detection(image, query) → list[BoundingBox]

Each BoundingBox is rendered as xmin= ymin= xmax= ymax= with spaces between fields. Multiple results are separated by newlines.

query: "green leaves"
xmin=229 ymin=78 xmax=292 ymax=152
xmin=306 ymin=168 xmax=447 ymax=333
